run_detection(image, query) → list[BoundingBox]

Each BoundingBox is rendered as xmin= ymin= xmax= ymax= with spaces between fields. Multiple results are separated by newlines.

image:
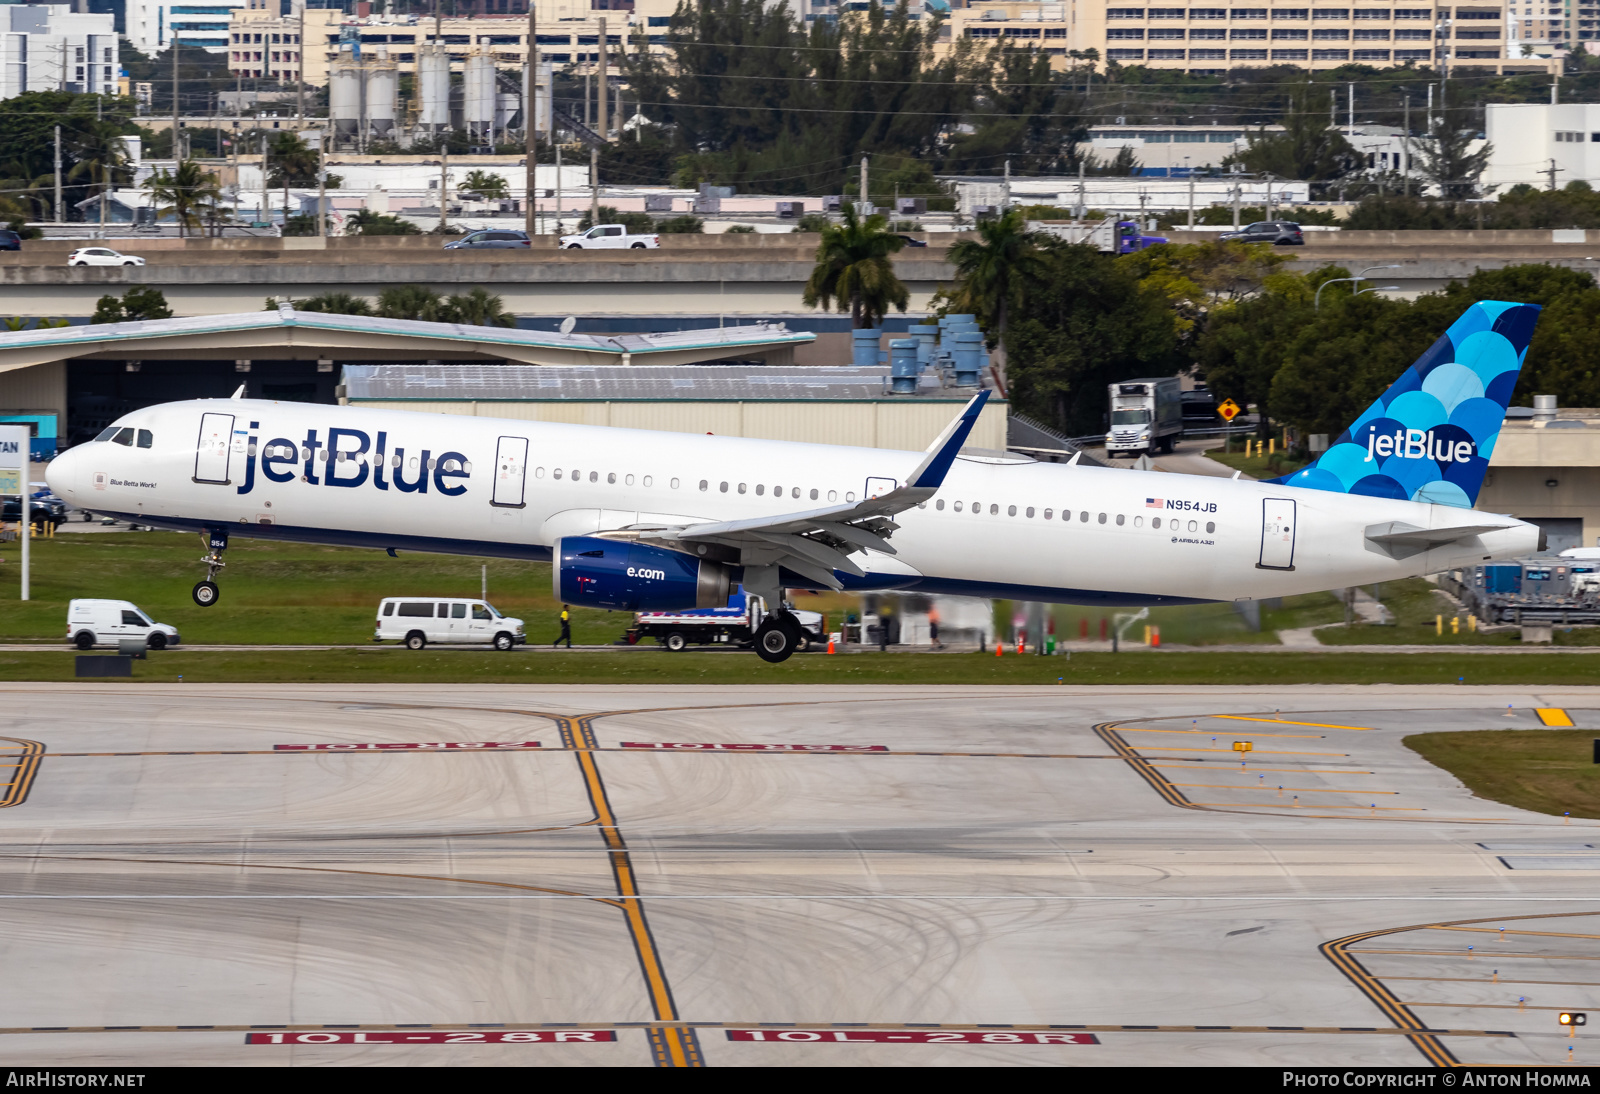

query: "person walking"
xmin=555 ymin=604 xmax=572 ymax=648
xmin=928 ymin=604 xmax=943 ymax=649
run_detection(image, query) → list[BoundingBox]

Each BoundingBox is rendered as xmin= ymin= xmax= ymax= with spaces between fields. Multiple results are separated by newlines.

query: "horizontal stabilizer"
xmin=1365 ymin=520 xmax=1510 ymax=560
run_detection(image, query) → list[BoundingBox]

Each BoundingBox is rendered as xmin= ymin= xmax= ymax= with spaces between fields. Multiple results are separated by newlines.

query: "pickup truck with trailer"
xmin=628 ymin=591 xmax=827 ymax=651
xmin=559 ymin=225 xmax=661 ymax=250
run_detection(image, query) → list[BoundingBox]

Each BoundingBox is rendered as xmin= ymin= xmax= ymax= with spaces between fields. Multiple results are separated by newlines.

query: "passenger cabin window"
xmin=436 ymin=603 xmax=449 ymax=617
xmin=383 ymin=603 xmax=395 ymax=616
xmin=452 ymin=603 xmax=467 ymax=619
xmin=398 ymin=602 xmax=431 ymax=617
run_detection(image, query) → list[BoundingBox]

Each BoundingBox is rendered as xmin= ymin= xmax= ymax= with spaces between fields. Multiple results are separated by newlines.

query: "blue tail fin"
xmin=1269 ymin=299 xmax=1540 ymax=508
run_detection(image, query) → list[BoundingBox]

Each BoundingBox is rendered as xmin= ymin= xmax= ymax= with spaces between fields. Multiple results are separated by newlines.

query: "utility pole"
xmin=555 ymin=139 xmax=562 ymax=236
xmin=860 ymin=154 xmax=869 ymax=212
xmin=1186 ymin=171 xmax=1194 ymax=229
xmin=317 ymin=129 xmax=326 ymax=238
xmin=1076 ymin=158 xmax=1085 ymax=220
xmin=1231 ymin=180 xmax=1240 ymax=229
xmin=1545 ymin=157 xmax=1563 ymax=190
xmin=172 ymin=37 xmax=181 ymax=162
xmin=1402 ymin=91 xmax=1411 ymax=196
xmin=524 ymin=4 xmax=536 ymax=236
xmin=590 ymin=15 xmax=607 ymax=227
xmin=440 ymin=145 xmax=449 ymax=232
xmin=1347 ymin=81 xmax=1354 ymax=132
xmin=296 ymin=1 xmax=305 ymax=125
xmin=260 ymin=128 xmax=268 ymax=229
xmin=1002 ymin=157 xmax=1011 ymax=210
xmin=1552 ymin=71 xmax=1560 ymax=106
xmin=53 ymin=126 xmax=61 ymax=225
xmin=598 ymin=16 xmax=608 ymax=139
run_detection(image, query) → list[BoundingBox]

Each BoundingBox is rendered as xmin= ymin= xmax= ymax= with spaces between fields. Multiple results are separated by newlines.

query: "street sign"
xmin=1232 ymin=741 xmax=1253 ymax=753
xmin=1218 ymin=398 xmax=1241 ymax=422
xmin=0 ymin=424 xmax=28 ymax=602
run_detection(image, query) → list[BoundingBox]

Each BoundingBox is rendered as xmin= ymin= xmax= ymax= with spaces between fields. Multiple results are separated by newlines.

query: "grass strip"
xmin=1404 ymin=730 xmax=1600 ymax=820
xmin=6 ymin=650 xmax=1600 ymax=685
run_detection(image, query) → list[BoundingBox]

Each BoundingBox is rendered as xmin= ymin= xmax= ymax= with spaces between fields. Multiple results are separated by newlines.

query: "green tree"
xmin=1120 ymin=239 xmax=1288 ymax=348
xmin=376 ymin=285 xmax=445 ymax=321
xmin=802 ymin=204 xmax=908 ymax=329
xmin=268 ymin=292 xmax=373 ymax=315
xmin=282 ymin=212 xmax=320 ymax=237
xmin=1232 ymin=87 xmax=1360 ymax=183
xmin=725 ymin=224 xmax=757 ymax=234
xmin=441 ymin=288 xmax=514 ymax=327
xmin=1415 ymin=87 xmax=1492 ymax=200
xmin=67 ymin=121 xmax=134 ymax=231
xmin=265 ymin=132 xmax=321 ymax=187
xmin=576 ymin=205 xmax=655 ymax=233
xmin=345 ymin=210 xmax=421 ymax=236
xmin=143 ymin=159 xmax=222 ymax=237
xmin=942 ymin=208 xmax=1049 ymax=382
xmin=91 ymin=287 xmax=173 ymax=324
xmin=655 ymin=214 xmax=704 ymax=234
xmin=1004 ymin=243 xmax=1181 ymax=435
xmin=461 ymin=170 xmax=508 ymax=199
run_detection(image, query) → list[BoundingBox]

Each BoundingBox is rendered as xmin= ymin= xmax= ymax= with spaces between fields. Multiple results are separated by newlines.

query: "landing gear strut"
xmin=193 ymin=529 xmax=227 ymax=607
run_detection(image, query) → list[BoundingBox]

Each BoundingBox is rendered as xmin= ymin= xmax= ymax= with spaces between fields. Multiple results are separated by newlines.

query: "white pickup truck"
xmin=559 ymin=224 xmax=660 ymax=250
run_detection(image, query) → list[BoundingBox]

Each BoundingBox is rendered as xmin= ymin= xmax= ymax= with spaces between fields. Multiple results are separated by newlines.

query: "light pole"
xmin=1314 ymin=264 xmax=1402 ymax=310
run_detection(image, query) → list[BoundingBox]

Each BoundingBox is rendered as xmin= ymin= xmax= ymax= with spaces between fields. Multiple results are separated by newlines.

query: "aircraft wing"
xmin=635 ymin=390 xmax=990 ymax=590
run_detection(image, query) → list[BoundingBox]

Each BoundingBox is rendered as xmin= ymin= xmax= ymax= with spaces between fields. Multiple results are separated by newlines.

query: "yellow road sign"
xmin=1217 ymin=399 xmax=1241 ymax=422
xmin=1231 ymin=741 xmax=1253 ymax=753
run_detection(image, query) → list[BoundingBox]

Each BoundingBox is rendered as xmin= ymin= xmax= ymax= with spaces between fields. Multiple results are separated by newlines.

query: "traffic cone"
xmin=827 ymin=637 xmax=836 ymax=655
xmin=995 ymin=642 xmax=1004 ymax=657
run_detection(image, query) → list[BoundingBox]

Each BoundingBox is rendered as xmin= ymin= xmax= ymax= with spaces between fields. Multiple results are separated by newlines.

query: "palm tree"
xmin=144 ymin=160 xmax=222 ymax=238
xmin=944 ymin=208 xmax=1049 ymax=386
xmin=66 ymin=122 xmax=131 ymax=233
xmin=293 ymin=292 xmax=374 ymax=316
xmin=442 ymin=288 xmax=514 ymax=327
xmin=376 ymin=285 xmax=445 ymax=321
xmin=801 ymin=205 xmax=908 ymax=329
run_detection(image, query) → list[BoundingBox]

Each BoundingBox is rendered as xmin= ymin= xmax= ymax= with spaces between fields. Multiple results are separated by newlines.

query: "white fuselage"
xmin=45 ymin=398 xmax=1540 ymax=605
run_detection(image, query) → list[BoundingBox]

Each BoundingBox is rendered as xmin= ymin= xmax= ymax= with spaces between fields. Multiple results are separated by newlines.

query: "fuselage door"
xmin=1257 ymin=497 xmax=1297 ymax=571
xmin=193 ymin=412 xmax=235 ymax=485
xmin=491 ymin=435 xmax=529 ymax=508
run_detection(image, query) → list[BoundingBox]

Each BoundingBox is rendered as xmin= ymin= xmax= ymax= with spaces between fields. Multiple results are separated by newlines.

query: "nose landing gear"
xmin=193 ymin=529 xmax=228 ymax=607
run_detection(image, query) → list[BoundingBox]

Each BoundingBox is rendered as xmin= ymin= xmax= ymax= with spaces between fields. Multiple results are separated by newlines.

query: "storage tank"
xmin=329 ymin=60 xmax=363 ymax=140
xmin=463 ymin=50 xmax=495 ymax=141
xmin=416 ymin=45 xmax=450 ymax=133
xmin=365 ymin=60 xmax=398 ymax=140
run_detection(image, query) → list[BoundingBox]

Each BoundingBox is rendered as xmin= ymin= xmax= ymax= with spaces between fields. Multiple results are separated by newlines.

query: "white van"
xmin=67 ymin=599 xmax=181 ymax=650
xmin=375 ymin=597 xmax=526 ymax=651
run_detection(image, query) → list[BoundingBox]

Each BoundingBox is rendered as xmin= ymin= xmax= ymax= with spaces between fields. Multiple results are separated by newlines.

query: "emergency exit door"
xmin=1257 ymin=497 xmax=1297 ymax=571
xmin=491 ymin=435 xmax=529 ymax=508
xmin=193 ymin=412 xmax=235 ymax=485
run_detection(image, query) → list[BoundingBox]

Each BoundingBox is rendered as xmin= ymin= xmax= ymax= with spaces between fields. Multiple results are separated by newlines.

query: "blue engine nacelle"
xmin=554 ymin=536 xmax=731 ymax=612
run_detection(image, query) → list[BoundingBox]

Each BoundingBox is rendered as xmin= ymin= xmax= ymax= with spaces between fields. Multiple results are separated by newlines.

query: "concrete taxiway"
xmin=1 ymin=683 xmax=1598 ymax=1067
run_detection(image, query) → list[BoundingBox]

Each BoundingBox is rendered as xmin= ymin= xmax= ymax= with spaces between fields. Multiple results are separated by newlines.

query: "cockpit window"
xmin=95 ymin=426 xmax=119 ymax=442
xmin=111 ymin=428 xmax=134 ymax=446
xmin=136 ymin=429 xmax=153 ymax=449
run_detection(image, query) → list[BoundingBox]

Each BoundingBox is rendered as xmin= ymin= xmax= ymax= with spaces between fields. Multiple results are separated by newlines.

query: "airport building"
xmin=340 ymin=363 xmax=1009 ymax=451
xmin=1484 ymin=102 xmax=1600 ymax=190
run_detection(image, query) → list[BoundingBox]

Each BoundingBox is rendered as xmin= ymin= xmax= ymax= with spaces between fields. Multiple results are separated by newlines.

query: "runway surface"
xmin=2 ymin=682 xmax=1599 ymax=1067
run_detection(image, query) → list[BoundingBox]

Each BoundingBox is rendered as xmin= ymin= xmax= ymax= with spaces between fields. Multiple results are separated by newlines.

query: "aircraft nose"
xmin=45 ymin=443 xmax=85 ymax=502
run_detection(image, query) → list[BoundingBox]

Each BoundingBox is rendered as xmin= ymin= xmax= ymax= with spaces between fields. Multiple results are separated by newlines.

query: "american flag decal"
xmin=1145 ymin=498 xmax=1164 ymax=509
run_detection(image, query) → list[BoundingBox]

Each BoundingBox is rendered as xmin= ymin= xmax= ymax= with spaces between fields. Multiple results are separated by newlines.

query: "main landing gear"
xmin=753 ymin=612 xmax=803 ymax=664
xmin=193 ymin=529 xmax=228 ymax=607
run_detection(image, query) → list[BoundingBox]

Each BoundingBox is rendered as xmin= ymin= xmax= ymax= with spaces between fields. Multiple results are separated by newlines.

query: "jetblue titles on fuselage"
xmin=236 ymin=420 xmax=472 ymax=498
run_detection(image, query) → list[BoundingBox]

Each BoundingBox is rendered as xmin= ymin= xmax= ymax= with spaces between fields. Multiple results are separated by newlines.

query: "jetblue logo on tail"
xmin=1271 ymin=299 xmax=1540 ymax=508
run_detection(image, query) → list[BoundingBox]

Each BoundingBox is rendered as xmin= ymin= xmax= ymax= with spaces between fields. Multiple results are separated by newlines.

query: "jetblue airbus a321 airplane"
xmin=46 ymin=300 xmax=1542 ymax=661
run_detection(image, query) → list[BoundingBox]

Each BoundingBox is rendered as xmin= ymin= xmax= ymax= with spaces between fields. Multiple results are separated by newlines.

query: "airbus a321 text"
xmin=45 ymin=300 xmax=1543 ymax=662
